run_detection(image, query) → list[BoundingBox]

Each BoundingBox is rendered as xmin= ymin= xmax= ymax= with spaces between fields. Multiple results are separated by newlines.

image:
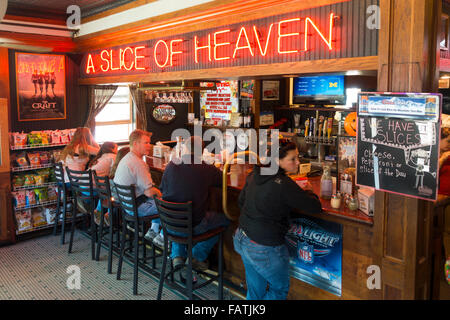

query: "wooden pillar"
xmin=0 ymin=47 xmax=13 ymax=244
xmin=375 ymin=0 xmax=441 ymax=299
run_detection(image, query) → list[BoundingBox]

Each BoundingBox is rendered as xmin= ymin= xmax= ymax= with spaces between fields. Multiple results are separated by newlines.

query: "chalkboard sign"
xmin=356 ymin=93 xmax=442 ymax=201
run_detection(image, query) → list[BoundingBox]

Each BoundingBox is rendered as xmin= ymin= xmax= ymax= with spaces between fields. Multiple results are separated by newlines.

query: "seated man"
xmin=113 ymin=129 xmax=163 ymax=245
xmin=160 ymin=136 xmax=230 ymax=271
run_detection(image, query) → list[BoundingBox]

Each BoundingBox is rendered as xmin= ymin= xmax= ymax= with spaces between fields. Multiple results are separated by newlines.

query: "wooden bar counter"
xmin=146 ymin=155 xmax=378 ymax=299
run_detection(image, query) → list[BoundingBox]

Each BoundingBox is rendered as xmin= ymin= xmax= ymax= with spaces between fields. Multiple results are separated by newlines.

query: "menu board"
xmin=200 ymin=80 xmax=239 ymax=121
xmin=357 ymin=93 xmax=442 ymax=201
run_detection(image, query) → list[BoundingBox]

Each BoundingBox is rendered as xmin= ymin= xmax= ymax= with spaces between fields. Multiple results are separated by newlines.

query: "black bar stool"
xmin=113 ymin=183 xmax=160 ymax=295
xmin=92 ymin=171 xmax=121 ymax=274
xmin=52 ymin=162 xmax=72 ymax=245
xmin=66 ymin=167 xmax=97 ymax=260
xmin=154 ymin=196 xmax=226 ymax=300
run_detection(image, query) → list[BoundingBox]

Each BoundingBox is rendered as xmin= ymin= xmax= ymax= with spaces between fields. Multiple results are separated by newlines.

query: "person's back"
xmin=113 ymin=152 xmax=151 ymax=198
xmin=160 ymin=155 xmax=221 ymax=226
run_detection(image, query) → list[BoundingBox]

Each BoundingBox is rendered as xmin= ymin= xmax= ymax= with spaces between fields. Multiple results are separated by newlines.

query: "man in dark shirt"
xmin=159 ymin=136 xmax=230 ymax=269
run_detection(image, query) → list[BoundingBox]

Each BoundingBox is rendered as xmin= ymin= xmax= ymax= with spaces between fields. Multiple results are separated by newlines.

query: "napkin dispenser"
xmin=357 ymin=187 xmax=375 ymax=216
xmin=153 ymin=145 xmax=171 ymax=158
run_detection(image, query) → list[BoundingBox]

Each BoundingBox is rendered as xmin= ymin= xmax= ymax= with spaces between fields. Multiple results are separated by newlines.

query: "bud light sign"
xmin=286 ymin=216 xmax=342 ymax=296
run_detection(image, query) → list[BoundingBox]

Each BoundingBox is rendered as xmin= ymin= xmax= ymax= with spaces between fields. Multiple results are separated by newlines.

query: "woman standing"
xmin=233 ymin=140 xmax=322 ymax=300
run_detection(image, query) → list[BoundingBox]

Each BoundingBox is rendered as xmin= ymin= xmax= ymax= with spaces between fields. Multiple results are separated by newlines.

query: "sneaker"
xmin=144 ymin=229 xmax=158 ymax=242
xmin=93 ymin=210 xmax=101 ymax=225
xmin=179 ymin=269 xmax=198 ymax=285
xmin=192 ymin=258 xmax=209 ymax=271
xmin=152 ymin=234 xmax=164 ymax=248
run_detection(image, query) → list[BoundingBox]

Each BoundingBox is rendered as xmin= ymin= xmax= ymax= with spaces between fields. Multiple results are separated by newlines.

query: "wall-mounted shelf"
xmin=11 ymin=142 xmax=68 ymax=151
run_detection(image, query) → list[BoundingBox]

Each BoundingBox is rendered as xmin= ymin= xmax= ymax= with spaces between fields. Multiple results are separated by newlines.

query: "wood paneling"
xmin=75 ymin=0 xmax=349 ymax=51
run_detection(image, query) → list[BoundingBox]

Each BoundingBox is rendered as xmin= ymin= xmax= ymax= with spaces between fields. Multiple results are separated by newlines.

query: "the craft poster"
xmin=200 ymin=80 xmax=238 ymax=121
xmin=15 ymin=53 xmax=66 ymax=121
xmin=286 ymin=215 xmax=343 ymax=296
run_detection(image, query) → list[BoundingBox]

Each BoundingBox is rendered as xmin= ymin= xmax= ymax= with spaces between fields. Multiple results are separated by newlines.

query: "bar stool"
xmin=52 ymin=162 xmax=72 ymax=245
xmin=66 ymin=167 xmax=97 ymax=260
xmin=154 ymin=196 xmax=226 ymax=300
xmin=113 ymin=183 xmax=160 ymax=295
xmin=92 ymin=171 xmax=121 ymax=274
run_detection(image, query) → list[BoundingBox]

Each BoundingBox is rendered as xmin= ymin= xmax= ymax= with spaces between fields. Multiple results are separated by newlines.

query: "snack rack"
xmin=9 ymin=131 xmax=75 ymax=236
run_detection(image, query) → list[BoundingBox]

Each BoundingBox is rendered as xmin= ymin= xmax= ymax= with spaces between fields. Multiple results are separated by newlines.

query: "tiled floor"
xmin=0 ymin=232 xmax=240 ymax=300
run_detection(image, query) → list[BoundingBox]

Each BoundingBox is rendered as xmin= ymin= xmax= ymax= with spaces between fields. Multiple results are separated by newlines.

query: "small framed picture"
xmin=441 ymin=14 xmax=449 ymax=50
xmin=262 ymin=80 xmax=280 ymax=101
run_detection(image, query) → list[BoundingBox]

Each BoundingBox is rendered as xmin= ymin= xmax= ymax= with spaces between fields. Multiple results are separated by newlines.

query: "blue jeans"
xmin=169 ymin=211 xmax=230 ymax=262
xmin=233 ymin=227 xmax=290 ymax=300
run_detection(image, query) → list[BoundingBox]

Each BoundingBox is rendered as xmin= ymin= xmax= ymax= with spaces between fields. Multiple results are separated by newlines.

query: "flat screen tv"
xmin=293 ymin=75 xmax=346 ymax=105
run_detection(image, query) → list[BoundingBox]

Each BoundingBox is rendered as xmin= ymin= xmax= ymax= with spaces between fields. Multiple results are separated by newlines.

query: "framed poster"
xmin=286 ymin=215 xmax=343 ymax=296
xmin=337 ymin=136 xmax=357 ymax=195
xmin=240 ymin=80 xmax=254 ymax=99
xmin=15 ymin=53 xmax=66 ymax=121
xmin=262 ymin=80 xmax=280 ymax=100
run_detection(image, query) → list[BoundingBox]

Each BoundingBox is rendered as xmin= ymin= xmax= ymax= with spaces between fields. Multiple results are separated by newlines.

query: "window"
xmin=95 ymin=86 xmax=134 ymax=143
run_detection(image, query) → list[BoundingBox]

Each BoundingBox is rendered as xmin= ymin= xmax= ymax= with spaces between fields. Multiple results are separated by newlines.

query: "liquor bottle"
xmin=248 ymin=106 xmax=254 ymax=128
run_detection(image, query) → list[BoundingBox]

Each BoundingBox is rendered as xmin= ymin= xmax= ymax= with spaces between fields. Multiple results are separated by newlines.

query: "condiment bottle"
xmin=320 ymin=165 xmax=333 ymax=200
xmin=330 ymin=193 xmax=341 ymax=209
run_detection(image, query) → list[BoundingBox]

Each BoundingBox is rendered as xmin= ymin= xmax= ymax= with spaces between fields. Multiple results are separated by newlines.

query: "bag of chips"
xmin=12 ymin=191 xmax=26 ymax=208
xmin=12 ymin=175 xmax=25 ymax=188
xmin=28 ymin=152 xmax=41 ymax=166
xmin=39 ymin=151 xmax=51 ymax=165
xmin=44 ymin=206 xmax=57 ymax=224
xmin=47 ymin=186 xmax=58 ymax=201
xmin=15 ymin=152 xmax=29 ymax=167
xmin=13 ymin=132 xmax=28 ymax=148
xmin=26 ymin=190 xmax=37 ymax=206
xmin=34 ymin=188 xmax=48 ymax=203
xmin=33 ymin=174 xmax=45 ymax=185
xmin=31 ymin=208 xmax=47 ymax=227
xmin=24 ymin=174 xmax=35 ymax=186
xmin=51 ymin=131 xmax=61 ymax=144
xmin=61 ymin=131 xmax=70 ymax=144
xmin=16 ymin=210 xmax=32 ymax=232
xmin=28 ymin=133 xmax=42 ymax=146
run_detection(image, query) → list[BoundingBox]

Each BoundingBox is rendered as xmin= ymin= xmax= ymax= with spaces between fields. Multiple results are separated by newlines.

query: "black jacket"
xmin=238 ymin=166 xmax=322 ymax=246
xmin=160 ymin=154 xmax=222 ymax=227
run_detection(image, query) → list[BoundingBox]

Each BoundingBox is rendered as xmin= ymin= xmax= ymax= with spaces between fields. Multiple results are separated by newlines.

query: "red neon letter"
xmin=233 ymin=26 xmax=254 ymax=58
xmin=194 ymin=34 xmax=211 ymax=63
xmin=154 ymin=40 xmax=169 ymax=68
xmin=100 ymin=50 xmax=110 ymax=72
xmin=304 ymin=13 xmax=335 ymax=51
xmin=213 ymin=29 xmax=231 ymax=61
xmin=253 ymin=23 xmax=274 ymax=56
xmin=277 ymin=18 xmax=300 ymax=54
xmin=110 ymin=49 xmax=120 ymax=71
xmin=86 ymin=54 xmax=95 ymax=74
xmin=170 ymin=39 xmax=183 ymax=66
xmin=122 ymin=47 xmax=134 ymax=71
xmin=134 ymin=46 xmax=146 ymax=70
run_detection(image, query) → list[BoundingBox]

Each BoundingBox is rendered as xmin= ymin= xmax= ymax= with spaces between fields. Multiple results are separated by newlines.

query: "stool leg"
xmin=187 ymin=243 xmax=193 ymax=300
xmin=218 ymin=233 xmax=223 ymax=300
xmin=133 ymin=228 xmax=139 ymax=295
xmin=157 ymin=237 xmax=169 ymax=300
xmin=117 ymin=221 xmax=127 ymax=280
xmin=68 ymin=203 xmax=77 ymax=254
xmin=53 ymin=188 xmax=61 ymax=236
xmin=96 ymin=209 xmax=105 ymax=261
xmin=90 ymin=208 xmax=96 ymax=260
xmin=108 ymin=214 xmax=113 ymax=274
xmin=61 ymin=194 xmax=67 ymax=245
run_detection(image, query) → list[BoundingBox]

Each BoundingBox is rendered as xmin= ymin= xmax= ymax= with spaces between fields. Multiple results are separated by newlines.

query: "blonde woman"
xmin=59 ymin=127 xmax=100 ymax=185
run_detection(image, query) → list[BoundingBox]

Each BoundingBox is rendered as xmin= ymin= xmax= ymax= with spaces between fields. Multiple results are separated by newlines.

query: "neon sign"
xmin=83 ymin=12 xmax=338 ymax=76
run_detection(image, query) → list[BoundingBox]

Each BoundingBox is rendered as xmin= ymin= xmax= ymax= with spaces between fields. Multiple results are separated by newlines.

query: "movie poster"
xmin=286 ymin=215 xmax=343 ymax=296
xmin=16 ymin=53 xmax=66 ymax=121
